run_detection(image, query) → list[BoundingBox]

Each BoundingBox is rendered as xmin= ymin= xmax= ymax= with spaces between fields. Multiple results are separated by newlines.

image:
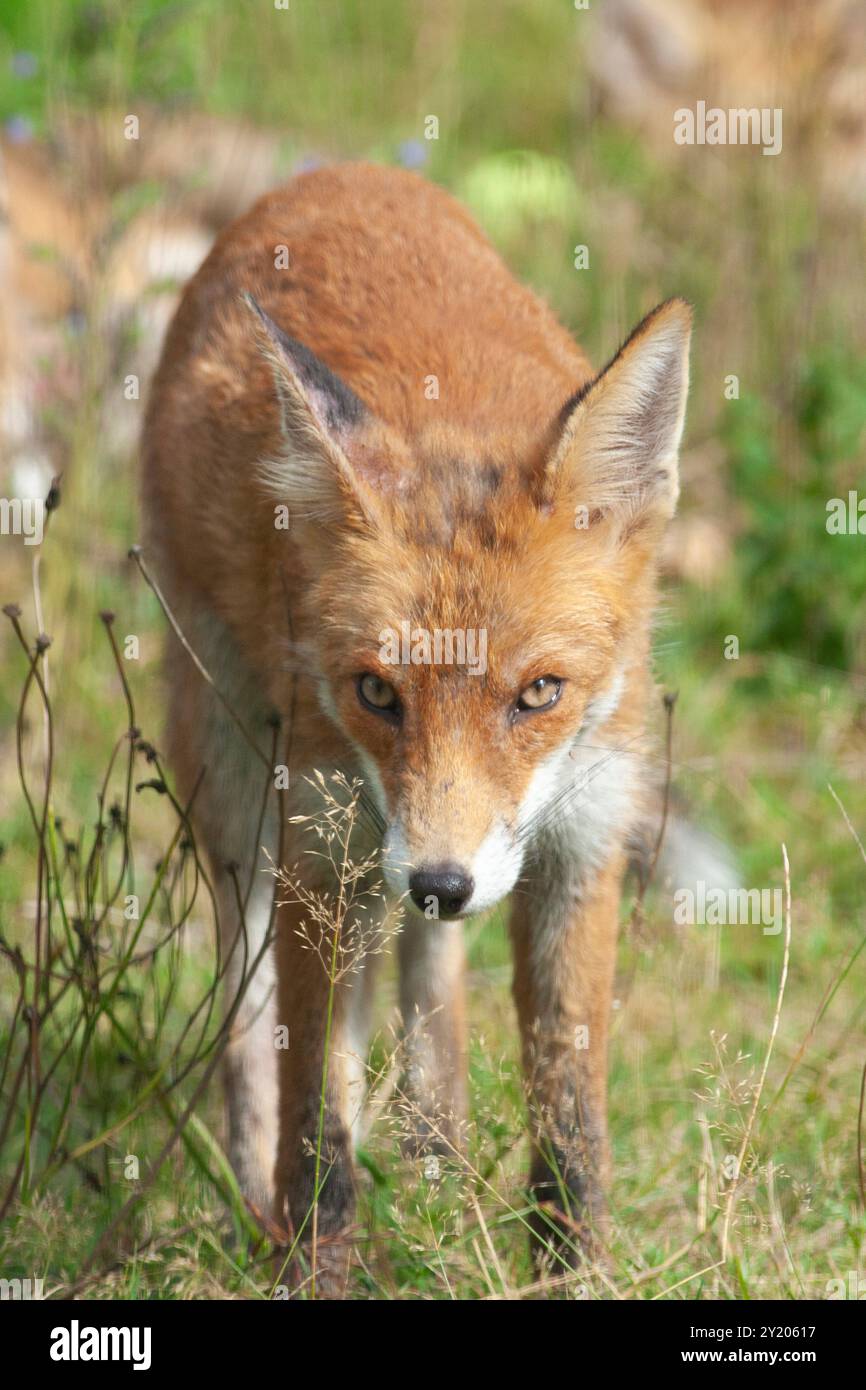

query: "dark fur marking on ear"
xmin=243 ymin=292 xmax=366 ymax=432
xmin=553 ymin=297 xmax=692 ymax=436
xmin=272 ymin=327 xmax=366 ymax=431
xmin=555 ymin=376 xmax=595 ymax=430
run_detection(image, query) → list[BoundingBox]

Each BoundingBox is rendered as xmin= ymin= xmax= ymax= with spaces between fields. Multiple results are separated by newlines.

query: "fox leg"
xmin=396 ymin=917 xmax=468 ymax=1156
xmin=217 ymin=865 xmax=279 ymax=1218
xmin=163 ymin=613 xmax=280 ymax=1217
xmin=273 ymin=889 xmax=379 ymax=1296
xmin=509 ymin=849 xmax=622 ymax=1267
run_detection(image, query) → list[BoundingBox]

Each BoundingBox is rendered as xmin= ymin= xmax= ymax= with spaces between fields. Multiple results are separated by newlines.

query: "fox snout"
xmin=407 ymin=864 xmax=474 ymax=919
xmin=382 ymin=809 xmax=526 ymax=920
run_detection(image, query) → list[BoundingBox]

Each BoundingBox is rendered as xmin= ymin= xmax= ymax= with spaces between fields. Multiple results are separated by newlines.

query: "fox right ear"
xmin=543 ymin=298 xmax=692 ymax=534
xmin=242 ymin=292 xmax=378 ymax=525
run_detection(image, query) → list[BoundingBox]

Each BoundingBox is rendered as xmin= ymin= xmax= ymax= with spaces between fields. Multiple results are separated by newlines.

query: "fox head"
xmin=248 ymin=295 xmax=691 ymax=919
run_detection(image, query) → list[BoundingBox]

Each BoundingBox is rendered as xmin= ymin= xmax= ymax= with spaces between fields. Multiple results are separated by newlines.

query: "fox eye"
xmin=515 ymin=676 xmax=562 ymax=714
xmin=357 ymin=673 xmax=400 ymax=719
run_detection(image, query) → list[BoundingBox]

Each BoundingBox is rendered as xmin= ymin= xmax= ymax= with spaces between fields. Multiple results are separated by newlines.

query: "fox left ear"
xmin=543 ymin=298 xmax=692 ymax=531
xmin=242 ymin=292 xmax=379 ymax=525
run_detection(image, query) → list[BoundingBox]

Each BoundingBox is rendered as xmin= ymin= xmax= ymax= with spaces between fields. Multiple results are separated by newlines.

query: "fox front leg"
xmin=396 ymin=915 xmax=468 ymax=1157
xmin=273 ymin=891 xmax=378 ymax=1298
xmin=509 ymin=850 xmax=623 ymax=1269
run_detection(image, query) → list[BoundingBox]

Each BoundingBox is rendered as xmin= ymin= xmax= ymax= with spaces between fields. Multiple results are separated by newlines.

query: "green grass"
xmin=1 ymin=0 xmax=865 ymax=1298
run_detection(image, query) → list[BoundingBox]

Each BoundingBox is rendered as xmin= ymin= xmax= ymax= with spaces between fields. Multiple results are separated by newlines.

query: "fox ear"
xmin=242 ymin=292 xmax=375 ymax=524
xmin=543 ymin=298 xmax=692 ymax=531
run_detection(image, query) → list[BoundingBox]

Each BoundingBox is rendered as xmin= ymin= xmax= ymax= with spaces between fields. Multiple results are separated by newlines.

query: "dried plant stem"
xmin=630 ymin=689 xmax=676 ymax=934
xmin=128 ymin=545 xmax=269 ymax=769
xmin=310 ymin=797 xmax=355 ymax=1298
xmin=720 ymin=843 xmax=792 ymax=1262
xmin=858 ymin=1057 xmax=866 ymax=1211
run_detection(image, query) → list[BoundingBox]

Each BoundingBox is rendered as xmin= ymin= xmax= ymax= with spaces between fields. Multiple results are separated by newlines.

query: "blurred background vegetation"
xmin=0 ymin=0 xmax=864 ymax=1298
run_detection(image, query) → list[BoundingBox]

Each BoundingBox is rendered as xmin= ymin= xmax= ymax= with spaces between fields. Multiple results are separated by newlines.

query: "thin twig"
xmin=128 ymin=545 xmax=269 ymax=768
xmin=720 ymin=843 xmax=792 ymax=1262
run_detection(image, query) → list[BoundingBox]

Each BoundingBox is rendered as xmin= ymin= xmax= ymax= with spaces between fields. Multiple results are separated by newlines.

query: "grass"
xmin=1 ymin=0 xmax=865 ymax=1298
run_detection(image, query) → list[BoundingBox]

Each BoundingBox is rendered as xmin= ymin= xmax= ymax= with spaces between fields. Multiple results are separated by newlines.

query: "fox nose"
xmin=409 ymin=865 xmax=474 ymax=918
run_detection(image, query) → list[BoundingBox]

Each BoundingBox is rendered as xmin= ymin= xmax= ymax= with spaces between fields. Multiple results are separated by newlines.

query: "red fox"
xmin=141 ymin=162 xmax=691 ymax=1288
